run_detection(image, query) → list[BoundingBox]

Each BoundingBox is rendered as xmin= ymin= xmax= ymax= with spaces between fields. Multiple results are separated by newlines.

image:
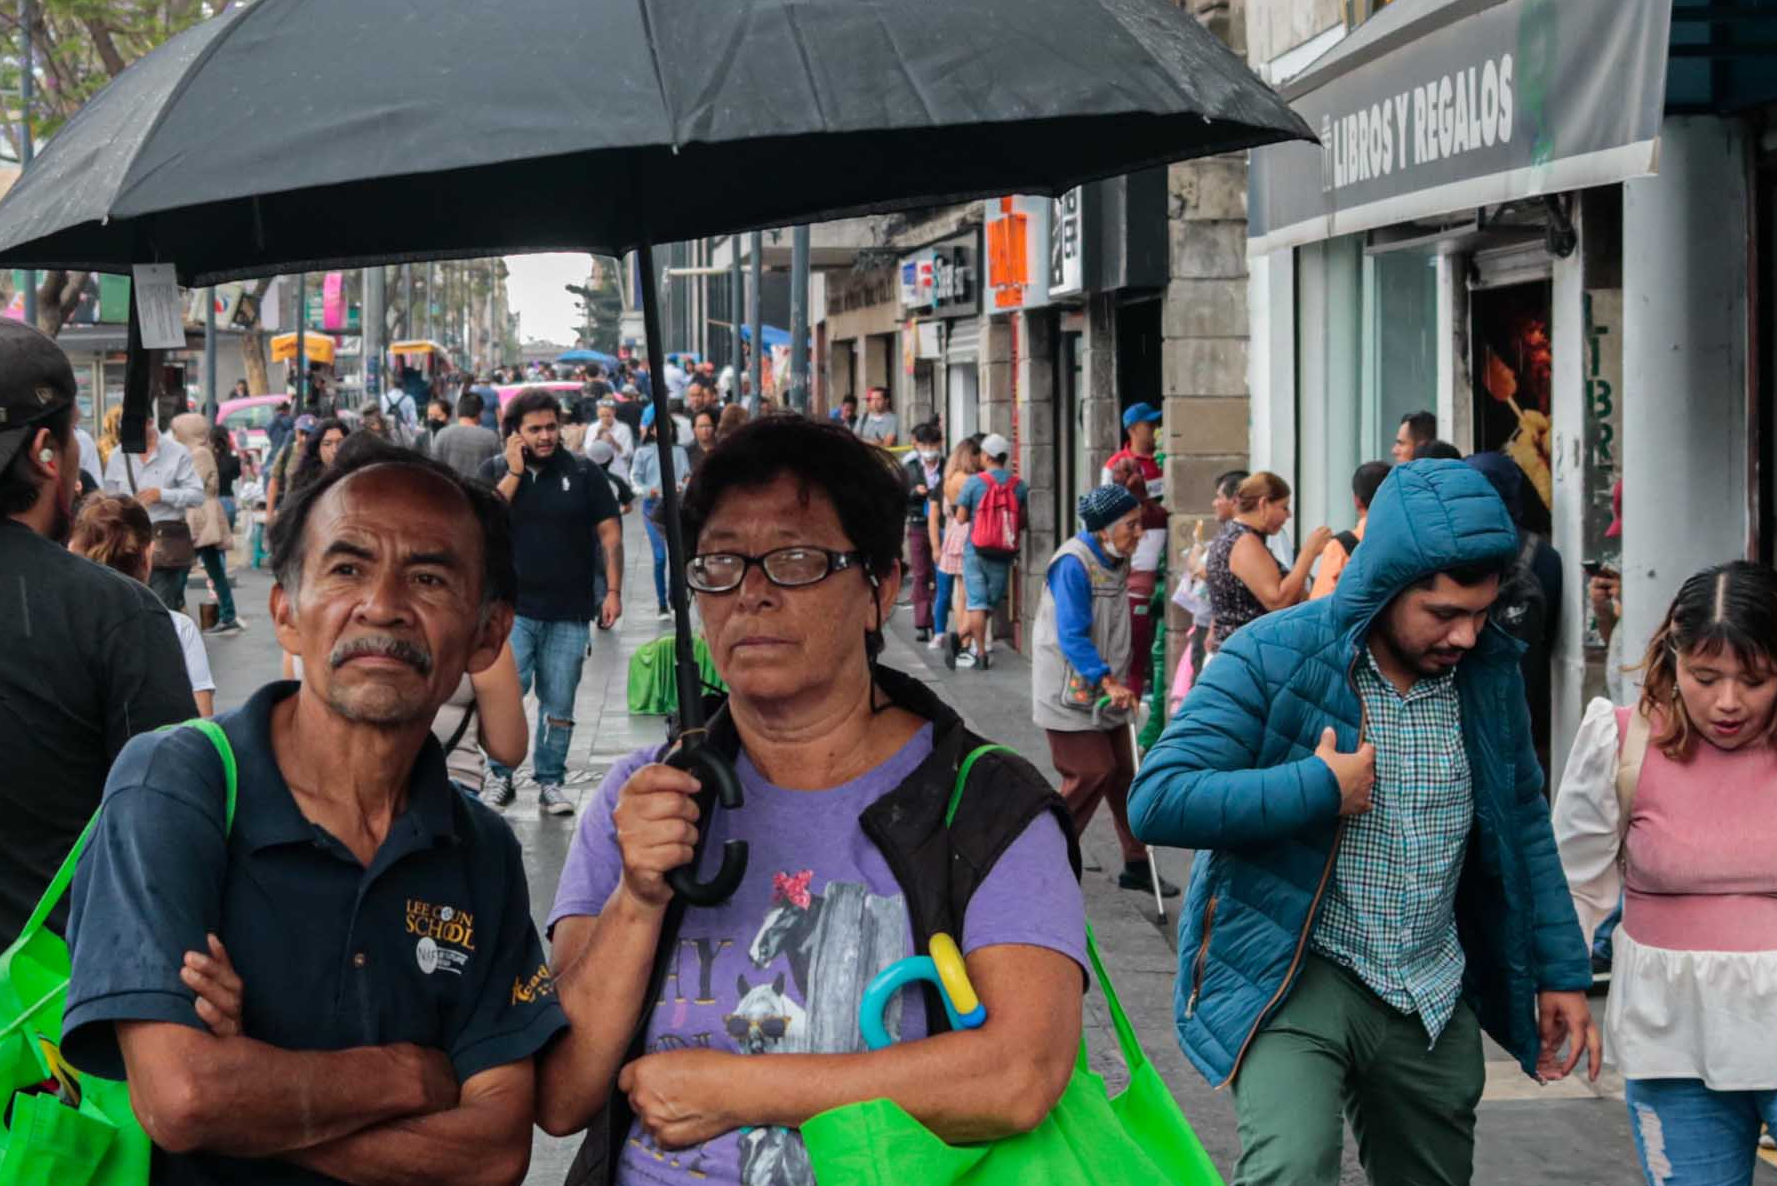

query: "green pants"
xmin=1231 ymin=955 xmax=1484 ymax=1186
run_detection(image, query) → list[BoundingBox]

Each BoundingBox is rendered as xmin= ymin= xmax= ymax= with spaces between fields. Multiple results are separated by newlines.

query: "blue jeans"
xmin=1595 ymin=896 xmax=1624 ymax=963
xmin=642 ymin=497 xmax=668 ymax=610
xmin=490 ymin=615 xmax=590 ymax=787
xmin=1625 ymin=1079 xmax=1777 ymax=1186
xmin=934 ymin=570 xmax=957 ymax=636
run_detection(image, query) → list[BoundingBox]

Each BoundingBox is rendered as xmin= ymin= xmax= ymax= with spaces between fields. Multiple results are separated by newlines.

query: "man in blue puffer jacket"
xmin=1129 ymin=460 xmax=1596 ymax=1186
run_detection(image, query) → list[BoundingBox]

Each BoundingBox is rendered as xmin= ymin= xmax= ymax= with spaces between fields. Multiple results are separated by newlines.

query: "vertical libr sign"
xmin=984 ymin=196 xmax=1051 ymax=312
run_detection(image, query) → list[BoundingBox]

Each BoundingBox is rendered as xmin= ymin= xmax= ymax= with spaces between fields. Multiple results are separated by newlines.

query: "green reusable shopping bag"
xmin=801 ymin=743 xmax=1224 ymax=1186
xmin=0 ymin=719 xmax=237 ymax=1186
xmin=625 ymin=634 xmax=725 ymax=715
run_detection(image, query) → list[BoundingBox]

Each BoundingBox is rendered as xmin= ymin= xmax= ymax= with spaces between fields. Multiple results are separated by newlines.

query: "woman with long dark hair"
xmin=1556 ymin=560 xmax=1777 ymax=1185
xmin=289 ymin=418 xmax=349 ymax=494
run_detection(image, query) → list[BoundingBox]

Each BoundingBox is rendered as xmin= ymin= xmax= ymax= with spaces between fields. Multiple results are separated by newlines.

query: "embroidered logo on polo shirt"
xmin=406 ymin=899 xmax=475 ymax=976
xmin=511 ymin=961 xmax=556 ymax=1005
xmin=561 ymin=474 xmax=571 ymax=492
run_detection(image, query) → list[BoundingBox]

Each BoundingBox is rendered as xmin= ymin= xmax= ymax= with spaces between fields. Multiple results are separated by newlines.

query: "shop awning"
xmin=1247 ymin=0 xmax=1673 ymax=256
xmin=269 ymin=331 xmax=334 ymax=365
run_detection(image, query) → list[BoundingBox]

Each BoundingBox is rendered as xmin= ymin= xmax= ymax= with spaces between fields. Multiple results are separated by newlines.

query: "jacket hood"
xmin=1329 ymin=460 xmax=1519 ymax=634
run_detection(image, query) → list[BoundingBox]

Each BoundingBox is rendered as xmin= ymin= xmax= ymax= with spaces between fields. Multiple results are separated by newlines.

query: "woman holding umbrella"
xmin=538 ymin=417 xmax=1087 ymax=1183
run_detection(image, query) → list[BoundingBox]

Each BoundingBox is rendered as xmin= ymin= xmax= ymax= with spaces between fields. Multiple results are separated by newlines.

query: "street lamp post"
xmin=294 ymin=272 xmax=307 ymax=412
xmin=748 ymin=231 xmax=762 ymax=414
xmin=203 ymin=288 xmax=216 ymax=421
xmin=19 ymin=0 xmax=35 ymax=329
xmin=789 ymin=225 xmax=810 ymax=414
xmin=729 ymin=241 xmax=743 ymax=402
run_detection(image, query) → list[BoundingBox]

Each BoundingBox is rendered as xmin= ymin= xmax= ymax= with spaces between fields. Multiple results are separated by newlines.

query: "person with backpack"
xmin=535 ymin=417 xmax=1086 ymax=1184
xmin=1130 ymin=459 xmax=1598 ymax=1185
xmin=1310 ymin=460 xmax=1391 ymax=600
xmin=1554 ymin=561 xmax=1777 ymax=1186
xmin=948 ymin=432 xmax=1027 ymax=670
xmin=1465 ymin=451 xmax=1562 ymax=794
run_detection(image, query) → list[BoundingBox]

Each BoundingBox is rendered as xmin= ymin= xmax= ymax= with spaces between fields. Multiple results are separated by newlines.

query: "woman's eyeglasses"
xmin=687 ymin=546 xmax=865 ymax=594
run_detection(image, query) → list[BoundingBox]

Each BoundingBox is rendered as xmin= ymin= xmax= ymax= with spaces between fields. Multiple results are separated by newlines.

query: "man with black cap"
xmin=0 ymin=320 xmax=196 ymax=948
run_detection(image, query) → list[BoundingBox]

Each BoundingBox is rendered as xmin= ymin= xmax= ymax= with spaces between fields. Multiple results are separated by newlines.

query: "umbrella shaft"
xmin=637 ymin=242 xmax=705 ymax=732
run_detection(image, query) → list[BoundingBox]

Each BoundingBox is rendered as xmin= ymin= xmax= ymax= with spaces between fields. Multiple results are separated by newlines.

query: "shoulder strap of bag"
xmin=14 ymin=718 xmax=238 ymax=942
xmin=1334 ymin=530 xmax=1359 ymax=556
xmin=1082 ymin=920 xmax=1146 ymax=1076
xmin=442 ymin=699 xmax=478 ymax=755
xmin=1615 ymin=706 xmax=1650 ymax=836
xmin=946 ymin=743 xmax=1015 ymax=827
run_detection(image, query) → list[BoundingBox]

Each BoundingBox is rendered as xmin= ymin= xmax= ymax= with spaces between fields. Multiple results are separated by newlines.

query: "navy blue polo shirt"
xmin=477 ymin=448 xmax=620 ymax=623
xmin=63 ymin=682 xmax=567 ymax=1185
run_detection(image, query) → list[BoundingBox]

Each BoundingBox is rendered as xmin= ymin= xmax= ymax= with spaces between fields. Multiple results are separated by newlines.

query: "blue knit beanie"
xmin=1078 ymin=484 xmax=1139 ymax=533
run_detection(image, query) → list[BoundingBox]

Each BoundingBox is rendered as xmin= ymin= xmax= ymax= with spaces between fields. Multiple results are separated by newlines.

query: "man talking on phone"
xmin=1129 ymin=460 xmax=1596 ymax=1186
xmin=479 ymin=390 xmax=622 ymax=816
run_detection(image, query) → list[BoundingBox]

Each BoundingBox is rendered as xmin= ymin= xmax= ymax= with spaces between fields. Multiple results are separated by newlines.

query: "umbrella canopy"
xmin=557 ymin=349 xmax=620 ymax=368
xmin=269 ymin=331 xmax=335 ymax=365
xmin=0 ymin=0 xmax=1310 ymax=283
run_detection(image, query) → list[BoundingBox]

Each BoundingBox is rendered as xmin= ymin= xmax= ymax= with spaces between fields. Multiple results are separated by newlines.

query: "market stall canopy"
xmin=1246 ymin=0 xmax=1673 ymax=255
xmin=269 ymin=331 xmax=334 ymax=365
xmin=0 ymin=0 xmax=1311 ymax=284
xmin=557 ymin=348 xmax=620 ymax=368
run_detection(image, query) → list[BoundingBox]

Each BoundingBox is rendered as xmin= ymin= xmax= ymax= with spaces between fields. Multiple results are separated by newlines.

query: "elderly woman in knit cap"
xmin=1032 ymin=483 xmax=1179 ymax=898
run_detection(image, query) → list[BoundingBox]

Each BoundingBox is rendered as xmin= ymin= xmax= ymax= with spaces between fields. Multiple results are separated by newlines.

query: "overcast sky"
xmin=504 ymin=253 xmax=591 ymax=345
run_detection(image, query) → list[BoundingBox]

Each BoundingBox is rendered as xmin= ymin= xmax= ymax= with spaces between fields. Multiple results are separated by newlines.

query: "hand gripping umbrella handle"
xmin=664 ymin=743 xmax=749 ymax=906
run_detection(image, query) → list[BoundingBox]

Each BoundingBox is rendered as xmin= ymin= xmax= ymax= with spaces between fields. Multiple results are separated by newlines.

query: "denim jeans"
xmin=1595 ymin=896 xmax=1624 ymax=963
xmin=642 ymin=497 xmax=668 ymax=610
xmin=1625 ymin=1078 xmax=1777 ymax=1186
xmin=198 ymin=546 xmax=236 ymax=624
xmin=490 ymin=615 xmax=590 ymax=788
xmin=934 ymin=570 xmax=957 ymax=637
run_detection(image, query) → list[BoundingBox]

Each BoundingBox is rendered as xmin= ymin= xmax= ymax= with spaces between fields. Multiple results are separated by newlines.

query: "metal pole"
xmin=203 ymin=288 xmax=217 ymax=421
xmin=748 ymin=231 xmax=763 ymax=414
xmin=729 ymin=242 xmax=743 ymax=403
xmin=789 ymin=225 xmax=810 ymax=414
xmin=364 ymin=266 xmax=385 ymax=398
xmin=401 ymin=263 xmax=413 ymax=339
xmin=19 ymin=0 xmax=35 ymax=329
xmin=425 ymin=261 xmax=436 ymax=340
xmin=637 ymin=242 xmax=701 ymax=720
xmin=294 ymin=272 xmax=308 ymax=412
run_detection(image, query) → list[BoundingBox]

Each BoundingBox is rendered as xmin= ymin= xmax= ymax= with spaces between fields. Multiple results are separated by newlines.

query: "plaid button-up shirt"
xmin=1310 ymin=650 xmax=1474 ymax=1044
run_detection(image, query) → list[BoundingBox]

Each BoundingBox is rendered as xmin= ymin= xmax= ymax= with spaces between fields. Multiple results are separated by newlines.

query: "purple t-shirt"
xmin=548 ymin=724 xmax=1085 ymax=1186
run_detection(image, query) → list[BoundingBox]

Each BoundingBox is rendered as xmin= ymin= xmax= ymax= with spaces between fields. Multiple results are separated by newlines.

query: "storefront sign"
xmin=1049 ymin=188 xmax=1085 ymax=298
xmin=322 ymin=271 xmax=347 ymax=331
xmin=984 ymin=195 xmax=1050 ymax=312
xmin=898 ymin=234 xmax=978 ymax=317
xmin=1248 ymin=0 xmax=1671 ymax=254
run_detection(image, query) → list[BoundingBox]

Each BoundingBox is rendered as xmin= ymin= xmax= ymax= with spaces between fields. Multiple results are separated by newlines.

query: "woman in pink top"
xmin=1555 ymin=561 xmax=1777 ymax=1186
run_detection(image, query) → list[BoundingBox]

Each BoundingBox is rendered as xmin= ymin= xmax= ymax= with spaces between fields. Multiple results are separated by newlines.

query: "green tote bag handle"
xmin=0 ymin=718 xmax=237 ymax=1186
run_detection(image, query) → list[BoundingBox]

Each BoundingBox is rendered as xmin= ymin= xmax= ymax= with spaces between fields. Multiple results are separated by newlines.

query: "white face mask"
xmin=1100 ymin=536 xmax=1125 ymax=560
xmin=919 ymin=449 xmax=941 ymax=464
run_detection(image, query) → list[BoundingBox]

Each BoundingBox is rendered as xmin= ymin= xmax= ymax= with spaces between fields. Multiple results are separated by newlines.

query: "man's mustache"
xmin=330 ymin=635 xmax=433 ymax=675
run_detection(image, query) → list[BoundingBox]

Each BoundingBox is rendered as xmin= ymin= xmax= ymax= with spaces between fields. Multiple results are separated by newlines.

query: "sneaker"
xmin=1119 ymin=862 xmax=1181 ymax=898
xmin=955 ymin=649 xmax=978 ymax=669
xmin=481 ymin=774 xmax=516 ymax=809
xmin=204 ymin=619 xmax=244 ymax=636
xmin=915 ymin=627 xmax=931 ymax=643
xmin=656 ymin=606 xmax=672 ymax=621
xmin=926 ymin=632 xmax=947 ymax=651
xmin=538 ymin=784 xmax=575 ymax=816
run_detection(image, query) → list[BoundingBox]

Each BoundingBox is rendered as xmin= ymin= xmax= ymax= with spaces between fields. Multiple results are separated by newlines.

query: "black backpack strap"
xmin=1334 ymin=530 xmax=1360 ymax=556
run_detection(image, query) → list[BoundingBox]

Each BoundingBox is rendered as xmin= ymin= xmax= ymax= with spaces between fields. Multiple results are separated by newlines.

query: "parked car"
xmin=217 ymin=394 xmax=288 ymax=464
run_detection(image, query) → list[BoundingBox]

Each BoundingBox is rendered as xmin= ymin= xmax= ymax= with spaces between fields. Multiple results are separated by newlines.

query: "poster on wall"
xmin=1471 ymin=280 xmax=1553 ymax=537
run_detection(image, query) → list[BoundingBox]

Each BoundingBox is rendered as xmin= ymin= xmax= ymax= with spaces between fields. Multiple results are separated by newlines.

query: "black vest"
xmin=567 ymin=665 xmax=1080 ymax=1186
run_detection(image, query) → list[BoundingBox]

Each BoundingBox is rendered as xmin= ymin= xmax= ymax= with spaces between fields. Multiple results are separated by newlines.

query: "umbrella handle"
xmin=664 ymin=743 xmax=749 ymax=906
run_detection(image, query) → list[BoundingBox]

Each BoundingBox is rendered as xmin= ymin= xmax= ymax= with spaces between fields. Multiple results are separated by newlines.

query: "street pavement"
xmin=202 ymin=513 xmax=1747 ymax=1186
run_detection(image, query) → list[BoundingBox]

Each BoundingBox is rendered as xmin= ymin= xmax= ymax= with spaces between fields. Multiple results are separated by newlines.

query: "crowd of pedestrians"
xmin=4 ymin=295 xmax=1771 ymax=1186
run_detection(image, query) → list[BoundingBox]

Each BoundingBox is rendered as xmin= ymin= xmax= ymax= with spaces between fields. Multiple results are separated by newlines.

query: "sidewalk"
xmin=207 ymin=515 xmax=1661 ymax=1186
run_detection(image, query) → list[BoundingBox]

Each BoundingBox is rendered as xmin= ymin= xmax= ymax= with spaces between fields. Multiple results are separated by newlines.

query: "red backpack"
xmin=968 ymin=469 xmax=1023 ymax=558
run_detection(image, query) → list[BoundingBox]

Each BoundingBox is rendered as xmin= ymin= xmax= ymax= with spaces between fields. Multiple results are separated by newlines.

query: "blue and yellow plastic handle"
xmin=859 ymin=933 xmax=987 ymax=1050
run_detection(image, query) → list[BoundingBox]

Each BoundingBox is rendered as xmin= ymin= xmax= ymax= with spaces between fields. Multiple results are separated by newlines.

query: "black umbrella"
xmin=0 ymin=0 xmax=1312 ymax=905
